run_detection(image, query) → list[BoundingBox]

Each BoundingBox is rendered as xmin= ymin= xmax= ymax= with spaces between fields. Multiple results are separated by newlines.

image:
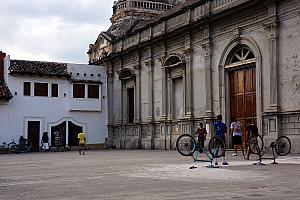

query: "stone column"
xmin=134 ymin=64 xmax=141 ymax=123
xmin=184 ymin=33 xmax=193 ymax=119
xmin=145 ymin=53 xmax=154 ymax=122
xmin=266 ymin=21 xmax=279 ymax=112
xmin=201 ymin=25 xmax=214 ymax=140
xmin=107 ymin=64 xmax=114 ymax=124
xmin=134 ymin=65 xmax=142 ymax=149
xmin=160 ymin=42 xmax=167 ymax=121
xmin=120 ymin=81 xmax=124 ymax=124
xmin=202 ymin=25 xmax=213 ymax=117
xmin=160 ymin=66 xmax=167 ymax=120
xmin=182 ymin=69 xmax=186 ymax=115
xmin=106 ymin=62 xmax=115 ymax=147
xmin=263 ymin=2 xmax=280 ymax=145
xmin=167 ymin=70 xmax=172 ymax=120
xmin=264 ymin=3 xmax=280 ymax=112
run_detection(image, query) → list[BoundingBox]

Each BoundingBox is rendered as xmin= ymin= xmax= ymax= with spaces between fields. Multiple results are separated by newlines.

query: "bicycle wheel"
xmin=248 ymin=134 xmax=264 ymax=155
xmin=208 ymin=137 xmax=225 ymax=158
xmin=7 ymin=142 xmax=17 ymax=149
xmin=9 ymin=144 xmax=18 ymax=153
xmin=26 ymin=140 xmax=32 ymax=152
xmin=176 ymin=134 xmax=196 ymax=156
xmin=275 ymin=136 xmax=291 ymax=156
xmin=0 ymin=145 xmax=5 ymax=152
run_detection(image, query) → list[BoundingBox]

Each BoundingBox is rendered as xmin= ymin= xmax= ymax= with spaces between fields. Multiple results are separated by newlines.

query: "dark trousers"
xmin=198 ymin=139 xmax=205 ymax=153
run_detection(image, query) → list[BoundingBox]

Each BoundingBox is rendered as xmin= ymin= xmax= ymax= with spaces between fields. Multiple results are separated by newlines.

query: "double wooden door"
xmin=229 ymin=66 xmax=257 ymax=146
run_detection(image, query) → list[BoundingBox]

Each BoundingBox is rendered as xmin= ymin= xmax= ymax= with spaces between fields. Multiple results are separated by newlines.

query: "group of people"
xmin=195 ymin=114 xmax=259 ymax=166
xmin=40 ymin=131 xmax=86 ymax=155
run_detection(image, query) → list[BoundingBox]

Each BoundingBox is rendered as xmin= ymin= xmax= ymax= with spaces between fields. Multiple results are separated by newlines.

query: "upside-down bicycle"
xmin=176 ymin=134 xmax=225 ymax=168
xmin=0 ymin=140 xmax=18 ymax=153
xmin=248 ymin=134 xmax=291 ymax=165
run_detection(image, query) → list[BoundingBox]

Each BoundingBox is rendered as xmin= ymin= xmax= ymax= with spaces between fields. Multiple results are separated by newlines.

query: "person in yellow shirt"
xmin=77 ymin=132 xmax=86 ymax=155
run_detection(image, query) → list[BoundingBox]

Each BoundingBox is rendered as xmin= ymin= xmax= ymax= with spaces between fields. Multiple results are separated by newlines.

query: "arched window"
xmin=164 ymin=56 xmax=183 ymax=67
xmin=119 ymin=68 xmax=135 ymax=80
xmin=226 ymin=45 xmax=255 ymax=68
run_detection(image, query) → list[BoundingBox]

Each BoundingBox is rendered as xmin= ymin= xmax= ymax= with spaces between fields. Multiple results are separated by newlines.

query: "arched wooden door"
xmin=227 ymin=46 xmax=257 ymax=147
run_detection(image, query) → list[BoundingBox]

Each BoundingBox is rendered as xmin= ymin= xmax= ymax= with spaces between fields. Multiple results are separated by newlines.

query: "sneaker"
xmin=232 ymin=153 xmax=237 ymax=156
xmin=222 ymin=161 xmax=229 ymax=165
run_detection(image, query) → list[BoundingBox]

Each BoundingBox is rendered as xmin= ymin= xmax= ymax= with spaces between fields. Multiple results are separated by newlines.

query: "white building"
xmin=0 ymin=52 xmax=107 ymax=151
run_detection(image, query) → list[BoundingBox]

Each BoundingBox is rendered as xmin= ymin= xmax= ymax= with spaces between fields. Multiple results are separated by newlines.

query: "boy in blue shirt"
xmin=213 ymin=114 xmax=228 ymax=165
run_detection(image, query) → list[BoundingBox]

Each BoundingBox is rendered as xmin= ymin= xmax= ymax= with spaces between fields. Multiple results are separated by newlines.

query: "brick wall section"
xmin=281 ymin=114 xmax=300 ymax=135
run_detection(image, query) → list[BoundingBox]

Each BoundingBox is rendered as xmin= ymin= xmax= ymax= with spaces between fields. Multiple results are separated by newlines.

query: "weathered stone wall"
xmin=278 ymin=11 xmax=300 ymax=112
xmin=104 ymin=0 xmax=300 ymax=152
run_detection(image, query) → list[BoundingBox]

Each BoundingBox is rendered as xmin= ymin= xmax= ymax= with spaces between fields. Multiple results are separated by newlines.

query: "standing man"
xmin=41 ymin=132 xmax=49 ymax=152
xmin=196 ymin=123 xmax=207 ymax=153
xmin=54 ymin=129 xmax=61 ymax=152
xmin=213 ymin=114 xmax=228 ymax=165
xmin=230 ymin=118 xmax=245 ymax=157
xmin=78 ymin=132 xmax=86 ymax=155
xmin=245 ymin=122 xmax=259 ymax=160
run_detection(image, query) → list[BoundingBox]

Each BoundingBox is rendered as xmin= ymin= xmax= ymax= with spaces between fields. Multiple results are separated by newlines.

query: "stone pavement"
xmin=0 ymin=150 xmax=300 ymax=200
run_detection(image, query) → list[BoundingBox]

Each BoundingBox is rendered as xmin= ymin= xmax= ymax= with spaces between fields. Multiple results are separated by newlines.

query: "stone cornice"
xmin=101 ymin=0 xmax=257 ymax=61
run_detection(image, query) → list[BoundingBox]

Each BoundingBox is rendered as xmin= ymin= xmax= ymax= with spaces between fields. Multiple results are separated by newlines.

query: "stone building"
xmin=88 ymin=0 xmax=300 ymax=153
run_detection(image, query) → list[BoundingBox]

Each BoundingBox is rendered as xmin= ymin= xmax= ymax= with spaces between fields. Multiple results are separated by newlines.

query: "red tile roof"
xmin=9 ymin=60 xmax=69 ymax=78
xmin=0 ymin=80 xmax=13 ymax=101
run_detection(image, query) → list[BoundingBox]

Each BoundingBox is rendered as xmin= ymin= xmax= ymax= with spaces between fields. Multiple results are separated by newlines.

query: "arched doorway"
xmin=68 ymin=121 xmax=83 ymax=146
xmin=225 ymin=45 xmax=257 ymax=147
xmin=49 ymin=118 xmax=85 ymax=148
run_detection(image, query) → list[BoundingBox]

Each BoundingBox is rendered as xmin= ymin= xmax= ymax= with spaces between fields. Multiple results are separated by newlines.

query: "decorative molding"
xmin=264 ymin=22 xmax=278 ymax=40
xmin=201 ymin=41 xmax=212 ymax=58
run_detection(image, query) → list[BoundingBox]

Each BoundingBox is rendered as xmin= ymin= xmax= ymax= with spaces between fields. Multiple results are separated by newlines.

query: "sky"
xmin=0 ymin=0 xmax=114 ymax=64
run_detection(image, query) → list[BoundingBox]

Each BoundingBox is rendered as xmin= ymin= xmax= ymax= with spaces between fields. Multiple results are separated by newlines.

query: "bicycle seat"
xmin=2 ymin=142 xmax=6 ymax=145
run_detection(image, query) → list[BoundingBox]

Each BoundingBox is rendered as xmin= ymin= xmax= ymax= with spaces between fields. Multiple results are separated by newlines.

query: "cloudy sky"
xmin=0 ymin=0 xmax=114 ymax=64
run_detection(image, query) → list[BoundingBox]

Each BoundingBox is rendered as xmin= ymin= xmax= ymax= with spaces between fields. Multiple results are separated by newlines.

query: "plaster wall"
xmin=0 ymin=59 xmax=107 ymax=148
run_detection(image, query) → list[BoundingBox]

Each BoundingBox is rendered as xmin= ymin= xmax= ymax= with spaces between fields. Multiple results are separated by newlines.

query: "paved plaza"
xmin=0 ymin=150 xmax=300 ymax=200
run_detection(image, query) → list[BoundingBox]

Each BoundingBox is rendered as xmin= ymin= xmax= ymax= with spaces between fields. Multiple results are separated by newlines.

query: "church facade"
xmin=88 ymin=0 xmax=300 ymax=153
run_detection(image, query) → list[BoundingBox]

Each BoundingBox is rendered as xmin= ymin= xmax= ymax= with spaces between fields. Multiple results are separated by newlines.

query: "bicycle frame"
xmin=192 ymin=143 xmax=213 ymax=162
xmin=256 ymin=142 xmax=278 ymax=165
xmin=253 ymin=136 xmax=291 ymax=165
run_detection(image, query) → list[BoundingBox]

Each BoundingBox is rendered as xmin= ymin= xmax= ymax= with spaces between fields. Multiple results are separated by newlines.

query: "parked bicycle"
xmin=248 ymin=134 xmax=291 ymax=165
xmin=0 ymin=140 xmax=18 ymax=153
xmin=16 ymin=139 xmax=32 ymax=153
xmin=176 ymin=134 xmax=225 ymax=168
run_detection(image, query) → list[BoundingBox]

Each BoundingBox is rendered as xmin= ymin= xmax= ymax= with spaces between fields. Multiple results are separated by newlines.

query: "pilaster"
xmin=160 ymin=41 xmax=167 ymax=121
xmin=201 ymin=24 xmax=214 ymax=118
xmin=107 ymin=62 xmax=114 ymax=124
xmin=134 ymin=64 xmax=141 ymax=123
xmin=265 ymin=2 xmax=280 ymax=112
xmin=145 ymin=59 xmax=154 ymax=122
xmin=183 ymin=32 xmax=193 ymax=119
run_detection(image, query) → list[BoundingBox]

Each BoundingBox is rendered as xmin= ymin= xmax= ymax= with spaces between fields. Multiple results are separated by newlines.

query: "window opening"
xmin=88 ymin=85 xmax=99 ymax=99
xmin=73 ymin=84 xmax=85 ymax=98
xmin=24 ymin=82 xmax=31 ymax=96
xmin=228 ymin=46 xmax=255 ymax=67
xmin=34 ymin=83 xmax=48 ymax=97
xmin=127 ymin=88 xmax=134 ymax=123
xmin=51 ymin=84 xmax=58 ymax=97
